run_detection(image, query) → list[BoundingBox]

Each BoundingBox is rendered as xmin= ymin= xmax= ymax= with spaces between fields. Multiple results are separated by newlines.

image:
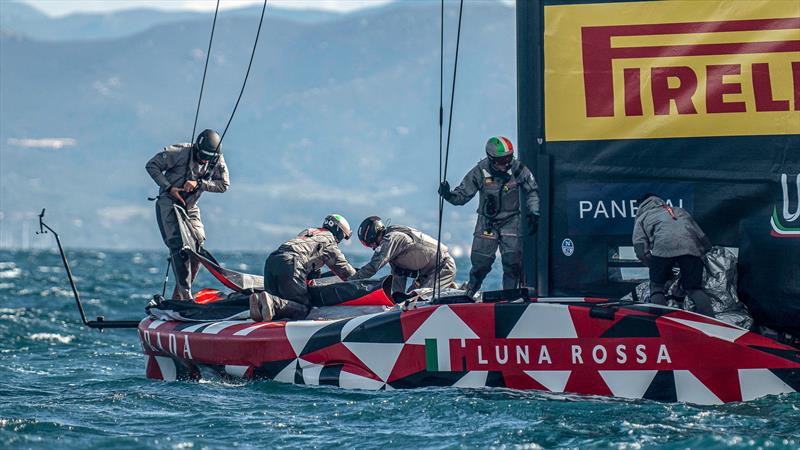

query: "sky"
xmin=21 ymin=0 xmax=396 ymax=17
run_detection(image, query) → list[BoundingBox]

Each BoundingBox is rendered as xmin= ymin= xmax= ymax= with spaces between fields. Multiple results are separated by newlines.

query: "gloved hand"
xmin=527 ymin=214 xmax=539 ymax=235
xmin=306 ymin=269 xmax=322 ymax=280
xmin=438 ymin=181 xmax=452 ymax=201
xmin=391 ymin=291 xmax=412 ymax=303
xmin=169 ymin=186 xmax=186 ymax=206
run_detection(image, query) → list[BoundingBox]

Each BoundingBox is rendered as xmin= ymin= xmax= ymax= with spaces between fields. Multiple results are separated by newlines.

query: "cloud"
xmin=6 ymin=138 xmax=76 ymax=149
xmin=388 ymin=207 xmax=406 ymax=217
xmin=93 ymin=76 xmax=122 ymax=96
xmin=236 ymin=181 xmax=417 ymax=206
xmin=252 ymin=222 xmax=303 ymax=236
xmin=191 ymin=48 xmax=205 ymax=61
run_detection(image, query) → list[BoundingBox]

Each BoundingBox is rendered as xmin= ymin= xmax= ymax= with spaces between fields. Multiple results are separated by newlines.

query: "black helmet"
xmin=322 ymin=214 xmax=352 ymax=243
xmin=358 ymin=216 xmax=385 ymax=248
xmin=195 ymin=129 xmax=221 ymax=161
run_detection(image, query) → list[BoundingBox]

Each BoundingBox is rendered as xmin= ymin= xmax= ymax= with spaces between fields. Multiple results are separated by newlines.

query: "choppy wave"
xmin=29 ymin=333 xmax=75 ymax=344
xmin=0 ymin=267 xmax=22 ymax=279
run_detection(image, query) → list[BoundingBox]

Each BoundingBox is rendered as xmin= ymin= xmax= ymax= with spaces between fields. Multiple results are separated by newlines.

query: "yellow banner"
xmin=544 ymin=0 xmax=800 ymax=141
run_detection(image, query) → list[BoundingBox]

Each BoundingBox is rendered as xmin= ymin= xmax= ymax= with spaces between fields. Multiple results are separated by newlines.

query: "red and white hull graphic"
xmin=139 ymin=302 xmax=800 ymax=404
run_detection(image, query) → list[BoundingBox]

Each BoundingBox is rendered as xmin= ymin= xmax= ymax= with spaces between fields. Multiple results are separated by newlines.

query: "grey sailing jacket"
xmin=145 ymin=143 xmax=230 ymax=208
xmin=351 ymin=225 xmax=448 ymax=293
xmin=446 ymin=158 xmax=540 ymax=220
xmin=633 ymin=196 xmax=712 ymax=260
xmin=277 ymin=228 xmax=356 ymax=280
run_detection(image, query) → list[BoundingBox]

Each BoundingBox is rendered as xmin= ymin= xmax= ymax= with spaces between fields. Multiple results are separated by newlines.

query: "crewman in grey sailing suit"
xmin=350 ymin=216 xmax=457 ymax=302
xmin=251 ymin=214 xmax=357 ymax=321
xmin=145 ymin=129 xmax=229 ymax=300
xmin=633 ymin=193 xmax=715 ymax=317
xmin=439 ymin=136 xmax=539 ymax=294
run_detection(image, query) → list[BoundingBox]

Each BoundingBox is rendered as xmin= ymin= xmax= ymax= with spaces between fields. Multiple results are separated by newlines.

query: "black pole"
xmin=162 ymin=256 xmax=172 ymax=297
xmin=37 ymin=209 xmax=140 ymax=330
xmin=516 ymin=0 xmax=548 ymax=295
xmin=42 ymin=219 xmax=89 ymax=326
xmin=434 ymin=0 xmax=444 ymax=301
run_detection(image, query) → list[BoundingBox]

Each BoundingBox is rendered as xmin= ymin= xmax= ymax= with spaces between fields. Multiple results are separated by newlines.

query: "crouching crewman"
xmin=350 ymin=216 xmax=456 ymax=302
xmin=633 ymin=193 xmax=715 ymax=317
xmin=251 ymin=214 xmax=357 ymax=321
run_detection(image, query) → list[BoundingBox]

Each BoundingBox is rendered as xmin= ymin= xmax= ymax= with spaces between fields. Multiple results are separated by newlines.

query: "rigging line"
xmin=442 ymin=0 xmax=463 ymax=186
xmin=434 ymin=0 xmax=445 ymax=301
xmin=190 ymin=0 xmax=220 ymax=144
xmin=435 ymin=0 xmax=464 ymax=302
xmin=438 ymin=0 xmax=444 ymax=185
xmin=218 ymin=0 xmax=268 ymax=146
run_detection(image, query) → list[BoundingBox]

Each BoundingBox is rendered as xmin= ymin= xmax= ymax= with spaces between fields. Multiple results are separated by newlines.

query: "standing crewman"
xmin=251 ymin=214 xmax=356 ymax=321
xmin=350 ymin=216 xmax=457 ymax=302
xmin=146 ymin=129 xmax=229 ymax=300
xmin=439 ymin=136 xmax=539 ymax=295
xmin=632 ymin=193 xmax=715 ymax=317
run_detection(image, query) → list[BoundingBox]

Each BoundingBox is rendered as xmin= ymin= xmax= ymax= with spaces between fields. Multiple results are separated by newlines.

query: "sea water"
xmin=1 ymin=249 xmax=798 ymax=449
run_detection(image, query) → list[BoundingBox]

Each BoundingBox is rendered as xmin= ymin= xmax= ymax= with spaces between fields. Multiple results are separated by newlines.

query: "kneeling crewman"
xmin=251 ymin=214 xmax=356 ymax=321
xmin=350 ymin=216 xmax=456 ymax=302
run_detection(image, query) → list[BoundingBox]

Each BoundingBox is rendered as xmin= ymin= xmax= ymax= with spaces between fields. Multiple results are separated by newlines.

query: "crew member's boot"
xmin=687 ymin=289 xmax=716 ymax=318
xmin=249 ymin=291 xmax=275 ymax=322
xmin=649 ymin=281 xmax=667 ymax=306
xmin=171 ymin=250 xmax=193 ymax=301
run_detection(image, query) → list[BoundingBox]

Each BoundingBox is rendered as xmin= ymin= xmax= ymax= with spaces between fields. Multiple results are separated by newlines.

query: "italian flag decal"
xmin=425 ymin=338 xmax=452 ymax=372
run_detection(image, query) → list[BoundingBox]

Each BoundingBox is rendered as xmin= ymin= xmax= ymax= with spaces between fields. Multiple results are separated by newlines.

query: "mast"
xmin=516 ymin=0 xmax=548 ymax=295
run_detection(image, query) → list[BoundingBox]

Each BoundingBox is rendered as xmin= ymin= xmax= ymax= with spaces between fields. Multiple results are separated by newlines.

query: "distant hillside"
xmin=0 ymin=1 xmax=346 ymax=41
xmin=0 ymin=1 xmax=517 ymax=252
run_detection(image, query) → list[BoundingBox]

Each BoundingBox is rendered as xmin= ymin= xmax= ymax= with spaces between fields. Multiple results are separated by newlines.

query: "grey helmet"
xmin=195 ymin=129 xmax=221 ymax=161
xmin=322 ymin=214 xmax=352 ymax=243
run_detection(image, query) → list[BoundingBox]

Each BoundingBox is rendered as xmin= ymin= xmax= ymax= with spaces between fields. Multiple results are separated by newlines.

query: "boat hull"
xmin=139 ymin=302 xmax=800 ymax=404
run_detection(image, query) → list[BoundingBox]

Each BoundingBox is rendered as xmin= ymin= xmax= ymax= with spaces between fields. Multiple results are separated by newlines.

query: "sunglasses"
xmin=492 ymin=154 xmax=513 ymax=166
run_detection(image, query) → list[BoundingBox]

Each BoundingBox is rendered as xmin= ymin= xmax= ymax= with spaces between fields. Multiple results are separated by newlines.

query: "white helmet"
xmin=322 ymin=214 xmax=352 ymax=242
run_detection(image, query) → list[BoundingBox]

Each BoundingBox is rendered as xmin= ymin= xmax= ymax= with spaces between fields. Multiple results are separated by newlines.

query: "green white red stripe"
xmin=425 ymin=338 xmax=452 ymax=371
xmin=770 ymin=207 xmax=800 ymax=237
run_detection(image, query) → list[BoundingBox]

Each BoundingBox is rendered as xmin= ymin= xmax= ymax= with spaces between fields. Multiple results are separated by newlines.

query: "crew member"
xmin=350 ymin=216 xmax=457 ymax=302
xmin=633 ymin=193 xmax=715 ymax=317
xmin=251 ymin=214 xmax=357 ymax=321
xmin=146 ymin=129 xmax=229 ymax=300
xmin=439 ymin=136 xmax=539 ymax=295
